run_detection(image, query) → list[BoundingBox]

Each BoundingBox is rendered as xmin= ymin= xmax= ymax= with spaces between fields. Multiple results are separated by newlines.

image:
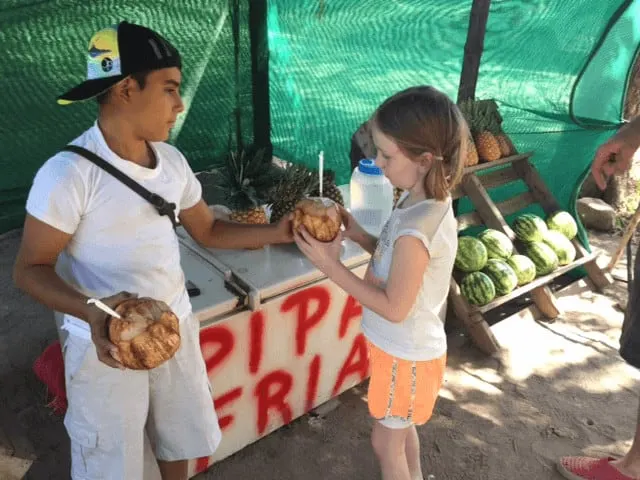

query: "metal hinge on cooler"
xmin=223 ymin=271 xmax=261 ymax=311
xmin=177 ymin=228 xmax=262 ymax=310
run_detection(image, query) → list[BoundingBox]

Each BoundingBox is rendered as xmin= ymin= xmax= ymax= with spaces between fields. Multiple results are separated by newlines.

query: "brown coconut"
xmin=108 ymin=298 xmax=181 ymax=370
xmin=293 ymin=197 xmax=342 ymax=242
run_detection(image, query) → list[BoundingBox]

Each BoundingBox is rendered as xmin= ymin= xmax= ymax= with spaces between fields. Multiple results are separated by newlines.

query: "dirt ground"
xmin=1 ymin=229 xmax=640 ymax=480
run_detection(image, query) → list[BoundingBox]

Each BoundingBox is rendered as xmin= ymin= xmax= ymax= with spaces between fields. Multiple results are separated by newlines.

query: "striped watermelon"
xmin=524 ymin=241 xmax=559 ymax=276
xmin=461 ymin=271 xmax=496 ymax=306
xmin=546 ymin=210 xmax=578 ymax=240
xmin=478 ymin=229 xmax=513 ymax=260
xmin=513 ymin=213 xmax=548 ymax=242
xmin=482 ymin=259 xmax=518 ymax=296
xmin=507 ymin=254 xmax=537 ymax=286
xmin=542 ymin=230 xmax=576 ymax=266
xmin=455 ymin=236 xmax=488 ymax=272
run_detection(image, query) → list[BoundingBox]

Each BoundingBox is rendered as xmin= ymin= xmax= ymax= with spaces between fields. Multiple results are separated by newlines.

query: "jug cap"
xmin=358 ymin=159 xmax=383 ymax=176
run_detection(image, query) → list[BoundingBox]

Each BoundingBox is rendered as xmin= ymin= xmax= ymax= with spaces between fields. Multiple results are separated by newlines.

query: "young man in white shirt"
xmin=13 ymin=21 xmax=293 ymax=480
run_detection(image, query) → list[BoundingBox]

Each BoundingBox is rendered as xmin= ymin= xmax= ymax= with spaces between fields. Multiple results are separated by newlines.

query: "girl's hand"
xmin=338 ymin=205 xmax=367 ymax=242
xmin=293 ymin=225 xmax=343 ymax=273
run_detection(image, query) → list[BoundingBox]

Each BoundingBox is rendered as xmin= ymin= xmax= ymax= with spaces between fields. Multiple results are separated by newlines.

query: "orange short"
xmin=367 ymin=341 xmax=446 ymax=429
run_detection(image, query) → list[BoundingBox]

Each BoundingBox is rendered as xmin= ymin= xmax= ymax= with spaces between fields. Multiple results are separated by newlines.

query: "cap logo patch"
xmin=86 ymin=25 xmax=121 ymax=80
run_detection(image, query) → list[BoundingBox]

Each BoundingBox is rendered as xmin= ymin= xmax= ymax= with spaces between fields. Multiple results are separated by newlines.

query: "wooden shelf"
xmin=463 ymin=152 xmax=534 ymax=174
xmin=448 ymin=151 xmax=612 ymax=356
xmin=474 ymin=250 xmax=598 ymax=314
xmin=453 ymin=152 xmax=534 ymax=201
xmin=456 ymin=191 xmax=536 ymax=228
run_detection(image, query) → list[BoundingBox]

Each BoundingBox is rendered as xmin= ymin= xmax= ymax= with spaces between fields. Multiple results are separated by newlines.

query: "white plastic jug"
xmin=350 ymin=159 xmax=394 ymax=236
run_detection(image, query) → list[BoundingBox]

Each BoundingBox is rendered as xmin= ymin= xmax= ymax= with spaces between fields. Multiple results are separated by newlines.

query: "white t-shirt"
xmin=361 ymin=193 xmax=457 ymax=361
xmin=26 ymin=122 xmax=202 ymax=338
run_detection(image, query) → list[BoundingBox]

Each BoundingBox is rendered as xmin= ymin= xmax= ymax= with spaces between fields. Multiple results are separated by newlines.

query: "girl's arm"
xmin=325 ymin=235 xmax=429 ymax=323
xmin=350 ymin=229 xmax=378 ymax=255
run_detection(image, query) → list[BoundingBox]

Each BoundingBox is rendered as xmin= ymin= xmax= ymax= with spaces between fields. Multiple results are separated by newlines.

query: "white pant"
xmin=61 ymin=313 xmax=222 ymax=480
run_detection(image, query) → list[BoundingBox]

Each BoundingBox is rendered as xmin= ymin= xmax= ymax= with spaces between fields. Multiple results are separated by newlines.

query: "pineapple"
xmin=214 ymin=148 xmax=279 ymax=224
xmin=457 ymin=100 xmax=480 ymax=167
xmin=459 ymin=98 xmax=517 ymax=162
xmin=496 ymin=134 xmax=511 ymax=158
xmin=458 ymin=100 xmax=479 ymax=167
xmin=490 ymin=99 xmax=518 ymax=157
xmin=309 ymin=169 xmax=344 ymax=207
xmin=459 ymin=99 xmax=501 ymax=163
xmin=230 ymin=206 xmax=267 ymax=224
xmin=496 ymin=131 xmax=517 ymax=157
xmin=465 ymin=135 xmax=480 ymax=167
xmin=475 ymin=132 xmax=501 ymax=163
xmin=472 ymin=104 xmax=501 ymax=163
xmin=268 ymin=163 xmax=318 ymax=224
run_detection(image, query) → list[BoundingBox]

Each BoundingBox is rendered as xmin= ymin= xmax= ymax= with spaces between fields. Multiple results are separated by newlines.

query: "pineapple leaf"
xmin=266 ymin=162 xmax=318 ymax=207
xmin=210 ymin=146 xmax=282 ymax=211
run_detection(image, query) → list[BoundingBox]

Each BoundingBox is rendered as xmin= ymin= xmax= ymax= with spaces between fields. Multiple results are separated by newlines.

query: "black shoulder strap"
xmin=62 ymin=145 xmax=181 ymax=230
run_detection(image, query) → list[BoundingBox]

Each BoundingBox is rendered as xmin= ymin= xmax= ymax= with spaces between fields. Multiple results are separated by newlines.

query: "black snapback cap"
xmin=57 ymin=21 xmax=182 ymax=105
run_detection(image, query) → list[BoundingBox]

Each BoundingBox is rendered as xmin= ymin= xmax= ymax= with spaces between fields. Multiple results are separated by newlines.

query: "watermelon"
xmin=546 ymin=210 xmax=578 ymax=240
xmin=455 ymin=236 xmax=488 ymax=272
xmin=461 ymin=271 xmax=496 ymax=306
xmin=513 ymin=213 xmax=548 ymax=242
xmin=482 ymin=259 xmax=519 ymax=296
xmin=507 ymin=254 xmax=537 ymax=286
xmin=542 ymin=230 xmax=576 ymax=266
xmin=478 ymin=229 xmax=513 ymax=260
xmin=524 ymin=241 xmax=559 ymax=276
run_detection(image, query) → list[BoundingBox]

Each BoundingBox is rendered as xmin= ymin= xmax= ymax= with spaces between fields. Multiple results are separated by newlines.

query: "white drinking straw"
xmin=319 ymin=151 xmax=324 ymax=198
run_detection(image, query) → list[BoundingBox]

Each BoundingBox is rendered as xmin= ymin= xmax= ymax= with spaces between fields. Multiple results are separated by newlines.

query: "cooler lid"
xmin=179 ymin=243 xmax=244 ymax=321
xmin=177 ymin=227 xmax=370 ymax=308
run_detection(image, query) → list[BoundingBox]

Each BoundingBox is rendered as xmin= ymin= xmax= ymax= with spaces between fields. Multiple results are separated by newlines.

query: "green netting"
xmin=0 ymin=0 xmax=257 ymax=233
xmin=1 ymin=0 xmax=640 ymax=236
xmin=267 ymin=0 xmax=473 ymax=186
xmin=456 ymin=0 xmax=640 ymax=245
xmin=267 ymin=0 xmax=640 ymax=217
xmin=573 ymin=0 xmax=640 ymax=125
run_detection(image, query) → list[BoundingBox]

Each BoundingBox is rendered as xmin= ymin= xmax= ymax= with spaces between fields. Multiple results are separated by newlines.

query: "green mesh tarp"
xmin=0 ymin=0 xmax=260 ymax=233
xmin=1 ymin=0 xmax=640 ymax=235
xmin=469 ymin=0 xmax=640 ymax=214
xmin=267 ymin=0 xmax=472 ymax=185
xmin=268 ymin=0 xmax=640 ymax=202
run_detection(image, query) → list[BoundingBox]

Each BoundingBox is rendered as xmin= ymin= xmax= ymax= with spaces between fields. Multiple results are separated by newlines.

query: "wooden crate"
xmin=449 ymin=152 xmax=612 ymax=355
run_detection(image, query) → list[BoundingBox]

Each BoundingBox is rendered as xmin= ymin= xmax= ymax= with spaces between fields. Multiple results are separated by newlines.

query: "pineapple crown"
xmin=459 ymin=99 xmax=501 ymax=135
xmin=266 ymin=162 xmax=322 ymax=207
xmin=215 ymin=147 xmax=283 ymax=211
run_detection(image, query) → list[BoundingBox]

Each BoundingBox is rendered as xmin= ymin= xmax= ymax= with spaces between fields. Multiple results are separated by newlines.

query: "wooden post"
xmin=249 ymin=0 xmax=272 ymax=154
xmin=457 ymin=0 xmax=492 ymax=104
xmin=454 ymin=0 xmax=491 ymax=216
xmin=231 ymin=0 xmax=243 ymax=150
